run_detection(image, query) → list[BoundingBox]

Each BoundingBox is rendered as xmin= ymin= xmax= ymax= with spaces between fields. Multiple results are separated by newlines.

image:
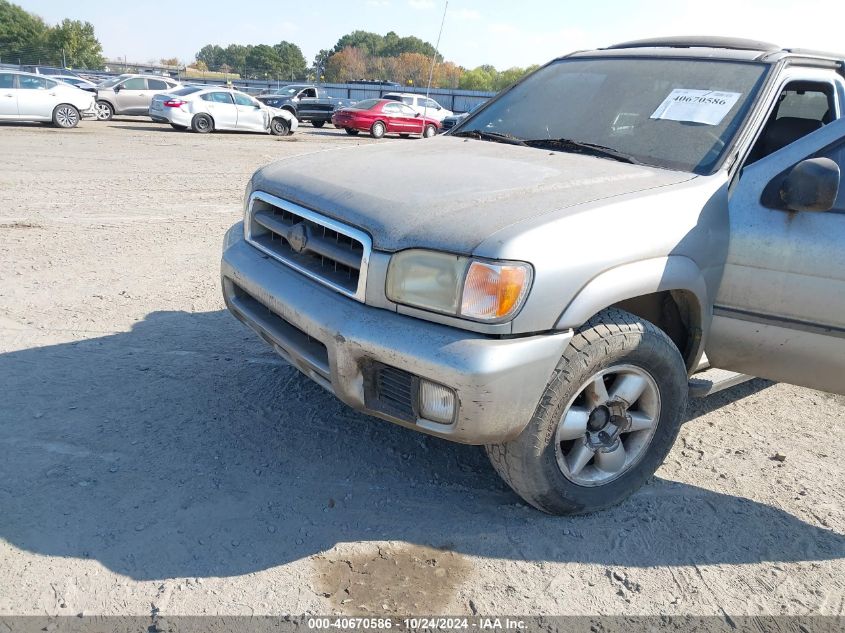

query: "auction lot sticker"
xmin=650 ymin=88 xmax=742 ymax=125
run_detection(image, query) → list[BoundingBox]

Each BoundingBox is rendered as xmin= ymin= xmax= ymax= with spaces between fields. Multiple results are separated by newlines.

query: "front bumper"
xmin=221 ymin=223 xmax=572 ymax=444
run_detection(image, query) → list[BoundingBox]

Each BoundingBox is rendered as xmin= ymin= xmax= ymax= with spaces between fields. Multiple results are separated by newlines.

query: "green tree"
xmin=459 ymin=66 xmax=496 ymax=91
xmin=196 ymin=44 xmax=225 ymax=70
xmin=273 ymin=40 xmax=306 ymax=79
xmin=0 ymin=0 xmax=48 ymax=65
xmin=48 ymin=19 xmax=104 ymax=68
xmin=223 ymin=43 xmax=250 ymax=74
xmin=333 ymin=30 xmax=385 ymax=57
xmin=312 ymin=48 xmax=333 ymax=77
xmin=245 ymin=44 xmax=281 ymax=78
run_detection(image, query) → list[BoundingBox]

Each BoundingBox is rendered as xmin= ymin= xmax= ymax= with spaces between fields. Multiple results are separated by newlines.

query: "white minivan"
xmin=382 ymin=92 xmax=453 ymax=122
xmin=0 ymin=70 xmax=96 ymax=128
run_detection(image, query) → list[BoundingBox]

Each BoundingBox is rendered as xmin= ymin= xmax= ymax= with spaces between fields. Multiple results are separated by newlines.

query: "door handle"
xmin=3 ymin=94 xmax=13 ymax=98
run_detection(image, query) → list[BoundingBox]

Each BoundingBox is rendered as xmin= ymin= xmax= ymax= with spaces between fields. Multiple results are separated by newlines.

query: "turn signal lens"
xmin=460 ymin=261 xmax=531 ymax=321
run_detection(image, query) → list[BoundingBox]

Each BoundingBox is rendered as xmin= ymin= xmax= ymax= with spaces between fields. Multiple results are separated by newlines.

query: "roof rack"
xmin=606 ymin=36 xmax=781 ymax=53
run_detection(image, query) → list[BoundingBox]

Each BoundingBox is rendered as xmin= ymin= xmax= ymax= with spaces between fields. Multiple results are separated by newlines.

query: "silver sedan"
xmin=149 ymin=86 xmax=299 ymax=136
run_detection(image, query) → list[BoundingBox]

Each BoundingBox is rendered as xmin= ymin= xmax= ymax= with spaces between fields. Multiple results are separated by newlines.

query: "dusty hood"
xmin=252 ymin=136 xmax=694 ymax=253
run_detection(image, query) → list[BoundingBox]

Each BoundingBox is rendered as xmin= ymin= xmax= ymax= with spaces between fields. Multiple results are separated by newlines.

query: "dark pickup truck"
xmin=255 ymin=85 xmax=352 ymax=127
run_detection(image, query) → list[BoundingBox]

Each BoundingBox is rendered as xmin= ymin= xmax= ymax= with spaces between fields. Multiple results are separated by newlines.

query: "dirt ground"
xmin=0 ymin=118 xmax=843 ymax=618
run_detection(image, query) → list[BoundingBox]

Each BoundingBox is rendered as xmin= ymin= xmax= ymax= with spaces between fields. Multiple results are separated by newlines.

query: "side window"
xmin=122 ymin=78 xmax=147 ymax=90
xmin=147 ymin=79 xmax=168 ymax=91
xmin=233 ymin=93 xmax=255 ymax=107
xmin=399 ymin=104 xmax=417 ymax=116
xmin=748 ymin=81 xmax=836 ymax=163
xmin=301 ymin=88 xmax=316 ymax=98
xmin=18 ymin=75 xmax=48 ymax=90
xmin=383 ymin=103 xmax=402 ymax=114
xmin=45 ymin=79 xmax=57 ymax=89
xmin=401 ymin=96 xmax=413 ymax=105
xmin=0 ymin=73 xmax=15 ymax=89
xmin=424 ymin=99 xmax=441 ymax=109
xmin=201 ymin=92 xmax=235 ymax=104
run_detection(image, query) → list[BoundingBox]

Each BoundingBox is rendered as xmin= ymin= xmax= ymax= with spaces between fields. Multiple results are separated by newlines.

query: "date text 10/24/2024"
xmin=307 ymin=617 xmax=528 ymax=630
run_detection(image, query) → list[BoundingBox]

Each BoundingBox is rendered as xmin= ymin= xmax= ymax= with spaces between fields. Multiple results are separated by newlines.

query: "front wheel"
xmin=423 ymin=124 xmax=436 ymax=138
xmin=311 ymin=120 xmax=325 ymax=128
xmin=95 ymin=100 xmax=113 ymax=121
xmin=485 ymin=308 xmax=688 ymax=515
xmin=370 ymin=121 xmax=385 ymax=139
xmin=52 ymin=104 xmax=80 ymax=128
xmin=270 ymin=117 xmax=291 ymax=136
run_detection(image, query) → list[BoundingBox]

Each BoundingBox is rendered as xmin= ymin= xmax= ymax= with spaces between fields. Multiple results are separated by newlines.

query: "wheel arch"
xmin=554 ymin=256 xmax=709 ymax=372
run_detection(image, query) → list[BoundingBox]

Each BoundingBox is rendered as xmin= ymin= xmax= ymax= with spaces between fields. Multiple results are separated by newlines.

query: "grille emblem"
xmin=287 ymin=222 xmax=309 ymax=254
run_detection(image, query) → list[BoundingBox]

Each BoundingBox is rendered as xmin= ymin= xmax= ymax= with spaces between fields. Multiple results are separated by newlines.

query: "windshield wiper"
xmin=523 ymin=138 xmax=639 ymax=164
xmin=451 ymin=129 xmax=527 ymax=146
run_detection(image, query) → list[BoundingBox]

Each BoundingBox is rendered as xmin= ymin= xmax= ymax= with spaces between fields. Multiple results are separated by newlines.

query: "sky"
xmin=14 ymin=0 xmax=844 ymax=70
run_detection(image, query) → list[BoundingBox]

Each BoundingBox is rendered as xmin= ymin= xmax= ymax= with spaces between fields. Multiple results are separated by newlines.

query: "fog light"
xmin=418 ymin=379 xmax=457 ymax=424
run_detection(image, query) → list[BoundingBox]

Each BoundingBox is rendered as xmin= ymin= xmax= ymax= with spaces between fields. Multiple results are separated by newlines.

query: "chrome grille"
xmin=246 ymin=191 xmax=371 ymax=301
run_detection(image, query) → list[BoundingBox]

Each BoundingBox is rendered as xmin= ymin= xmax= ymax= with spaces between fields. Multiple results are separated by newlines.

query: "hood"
xmin=251 ymin=136 xmax=695 ymax=253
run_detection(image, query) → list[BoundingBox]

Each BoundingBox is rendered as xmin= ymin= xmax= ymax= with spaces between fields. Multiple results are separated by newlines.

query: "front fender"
xmin=555 ymin=256 xmax=710 ymax=362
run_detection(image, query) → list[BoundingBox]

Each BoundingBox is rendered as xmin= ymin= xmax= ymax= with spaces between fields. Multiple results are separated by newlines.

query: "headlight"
xmin=386 ymin=250 xmax=532 ymax=322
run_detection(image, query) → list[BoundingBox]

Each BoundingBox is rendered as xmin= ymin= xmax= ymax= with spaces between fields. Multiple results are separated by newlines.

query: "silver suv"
xmin=95 ymin=74 xmax=180 ymax=120
xmin=221 ymin=37 xmax=845 ymax=514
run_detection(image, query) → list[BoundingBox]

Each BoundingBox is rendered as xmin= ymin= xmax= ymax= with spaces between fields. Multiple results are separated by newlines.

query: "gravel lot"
xmin=0 ymin=118 xmax=843 ymax=619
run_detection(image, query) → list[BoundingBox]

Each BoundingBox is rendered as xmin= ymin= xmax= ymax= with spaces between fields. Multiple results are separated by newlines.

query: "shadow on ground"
xmin=1 ymin=310 xmax=842 ymax=580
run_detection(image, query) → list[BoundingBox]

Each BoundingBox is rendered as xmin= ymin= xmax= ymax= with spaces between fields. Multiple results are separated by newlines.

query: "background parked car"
xmin=255 ymin=84 xmax=351 ymax=127
xmin=95 ymin=74 xmax=181 ymax=120
xmin=332 ymin=98 xmax=439 ymax=138
xmin=382 ymin=92 xmax=453 ymax=122
xmin=0 ymin=70 xmax=96 ymax=128
xmin=49 ymin=75 xmax=98 ymax=93
xmin=149 ymin=86 xmax=298 ymax=136
xmin=440 ymin=102 xmax=485 ymax=133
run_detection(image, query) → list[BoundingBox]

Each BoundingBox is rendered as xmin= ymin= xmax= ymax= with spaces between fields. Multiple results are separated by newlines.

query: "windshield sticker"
xmin=650 ymin=89 xmax=742 ymax=126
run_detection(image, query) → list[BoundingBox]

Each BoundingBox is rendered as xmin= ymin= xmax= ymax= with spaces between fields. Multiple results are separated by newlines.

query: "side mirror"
xmin=780 ymin=157 xmax=840 ymax=212
xmin=415 ymin=112 xmax=421 ymax=117
xmin=113 ymin=84 xmax=122 ymax=92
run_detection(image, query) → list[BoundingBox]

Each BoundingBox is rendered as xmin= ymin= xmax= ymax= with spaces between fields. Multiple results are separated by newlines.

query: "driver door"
xmin=707 ymin=117 xmax=845 ymax=395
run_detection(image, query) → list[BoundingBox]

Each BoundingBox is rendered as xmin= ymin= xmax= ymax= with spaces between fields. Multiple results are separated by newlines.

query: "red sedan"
xmin=332 ymin=98 xmax=440 ymax=139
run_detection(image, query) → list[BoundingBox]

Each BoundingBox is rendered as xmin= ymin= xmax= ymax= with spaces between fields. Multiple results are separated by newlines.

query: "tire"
xmin=52 ymin=104 xmax=80 ymax=128
xmin=270 ymin=117 xmax=291 ymax=136
xmin=485 ymin=308 xmax=688 ymax=515
xmin=95 ymin=100 xmax=113 ymax=121
xmin=345 ymin=128 xmax=359 ymax=136
xmin=170 ymin=123 xmax=187 ymax=130
xmin=423 ymin=124 xmax=436 ymax=138
xmin=191 ymin=113 xmax=213 ymax=134
xmin=311 ymin=120 xmax=325 ymax=128
xmin=370 ymin=121 xmax=385 ymax=139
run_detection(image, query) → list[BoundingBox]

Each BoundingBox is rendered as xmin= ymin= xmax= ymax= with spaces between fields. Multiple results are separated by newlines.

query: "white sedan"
xmin=0 ymin=70 xmax=96 ymax=128
xmin=150 ymin=86 xmax=298 ymax=136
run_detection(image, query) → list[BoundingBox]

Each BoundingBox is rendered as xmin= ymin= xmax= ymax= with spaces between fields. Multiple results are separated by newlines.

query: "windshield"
xmin=458 ymin=57 xmax=769 ymax=174
xmin=351 ymin=99 xmax=381 ymax=110
xmin=97 ymin=75 xmax=130 ymax=88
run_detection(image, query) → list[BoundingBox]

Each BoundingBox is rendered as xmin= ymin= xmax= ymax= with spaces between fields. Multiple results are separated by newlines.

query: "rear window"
xmin=171 ymin=86 xmax=203 ymax=96
xmin=353 ymin=99 xmax=380 ymax=110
